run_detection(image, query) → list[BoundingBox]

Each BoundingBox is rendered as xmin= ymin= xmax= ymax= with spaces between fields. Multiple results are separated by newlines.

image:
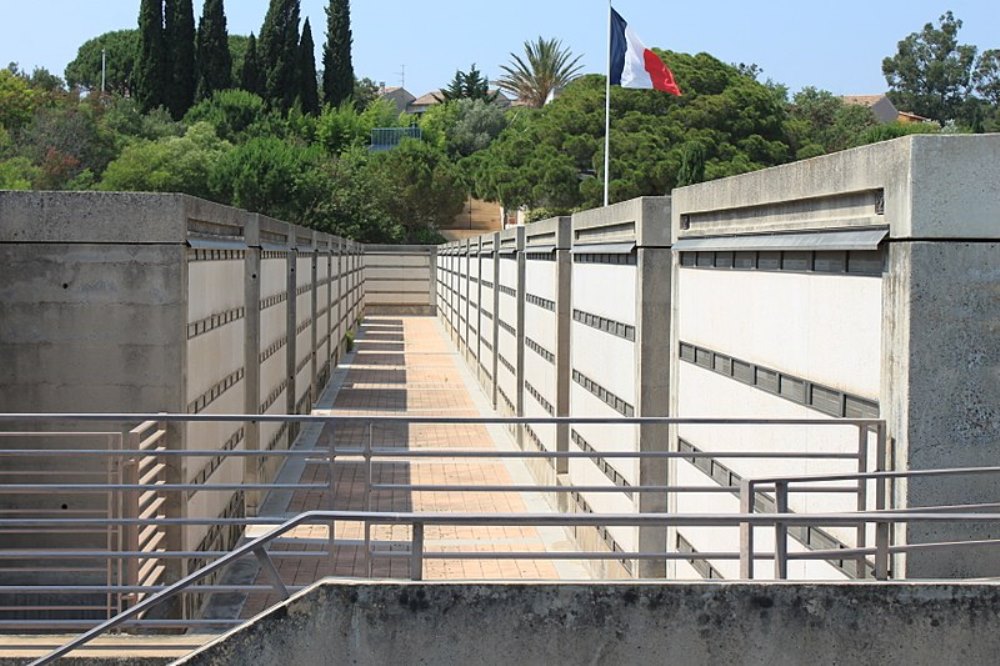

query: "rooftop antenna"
xmin=397 ymin=65 xmax=406 ymax=90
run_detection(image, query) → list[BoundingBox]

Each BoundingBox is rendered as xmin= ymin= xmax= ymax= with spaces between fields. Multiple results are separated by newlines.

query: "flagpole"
xmin=603 ymin=0 xmax=612 ymax=207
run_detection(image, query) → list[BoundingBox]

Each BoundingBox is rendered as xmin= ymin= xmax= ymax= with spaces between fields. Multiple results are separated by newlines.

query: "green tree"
xmin=0 ymin=69 xmax=38 ymax=130
xmin=0 ymin=126 xmax=38 ymax=189
xmin=65 ymin=30 xmax=138 ymax=95
xmin=297 ymin=18 xmax=320 ymax=115
xmin=100 ymin=122 xmax=231 ymax=199
xmin=25 ymin=67 xmax=65 ymax=93
xmin=676 ymin=141 xmax=706 ymax=186
xmin=786 ymin=87 xmax=878 ymax=157
xmin=973 ymin=49 xmax=1000 ymax=106
xmin=438 ymin=64 xmax=498 ymax=103
xmin=165 ymin=0 xmax=197 ymax=119
xmin=470 ymin=52 xmax=793 ymax=210
xmin=315 ymin=101 xmax=366 ymax=154
xmin=315 ymin=97 xmax=403 ymax=155
xmin=882 ymin=11 xmax=977 ymax=124
xmin=420 ymin=98 xmax=507 ymax=157
xmin=258 ymin=0 xmax=301 ymax=111
xmin=323 ymin=0 xmax=354 ymax=107
xmin=365 ymin=139 xmax=466 ymax=241
xmin=353 ymin=77 xmax=380 ymax=111
xmin=311 ymin=147 xmax=406 ymax=243
xmin=228 ymin=35 xmax=250 ymax=82
xmin=0 ymin=156 xmax=38 ymax=189
xmin=240 ymin=33 xmax=264 ymax=96
xmin=101 ymin=96 xmax=183 ymax=142
xmin=17 ymin=99 xmax=118 ymax=189
xmin=196 ymin=0 xmax=233 ymax=101
xmin=136 ymin=0 xmax=169 ymax=112
xmin=184 ymin=89 xmax=267 ymax=142
xmin=212 ymin=135 xmax=329 ymax=222
xmin=497 ymin=37 xmax=583 ymax=108
xmin=858 ymin=120 xmax=940 ymax=145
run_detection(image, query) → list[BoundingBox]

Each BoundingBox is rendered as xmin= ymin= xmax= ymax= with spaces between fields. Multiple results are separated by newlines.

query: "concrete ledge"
xmin=176 ymin=581 xmax=1000 ymax=665
xmin=365 ymin=305 xmax=436 ymax=316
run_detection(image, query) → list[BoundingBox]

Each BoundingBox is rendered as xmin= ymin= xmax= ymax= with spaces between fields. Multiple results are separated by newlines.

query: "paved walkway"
xmin=242 ymin=316 xmax=585 ymax=617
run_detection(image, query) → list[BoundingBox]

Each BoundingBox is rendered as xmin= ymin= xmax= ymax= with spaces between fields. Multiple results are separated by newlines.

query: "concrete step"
xmin=0 ymin=633 xmax=215 ymax=665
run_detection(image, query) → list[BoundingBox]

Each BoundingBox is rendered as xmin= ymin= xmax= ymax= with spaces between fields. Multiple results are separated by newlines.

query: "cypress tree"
xmin=259 ymin=0 xmax=301 ymax=111
xmin=196 ymin=0 xmax=232 ymax=100
xmin=323 ymin=0 xmax=354 ymax=106
xmin=297 ymin=18 xmax=320 ymax=115
xmin=240 ymin=33 xmax=264 ymax=96
xmin=165 ymin=0 xmax=196 ymax=119
xmin=136 ymin=0 xmax=168 ymax=112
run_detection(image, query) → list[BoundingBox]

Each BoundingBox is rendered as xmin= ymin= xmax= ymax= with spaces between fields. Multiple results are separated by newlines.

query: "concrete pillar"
xmin=463 ymin=239 xmax=472 ymax=360
xmin=472 ymin=238 xmax=482 ymax=370
xmin=310 ymin=233 xmax=320 ymax=404
xmin=285 ymin=227 xmax=298 ymax=421
xmin=514 ymin=227 xmax=527 ymax=446
xmin=554 ymin=217 xmax=573 ymax=475
xmin=334 ymin=239 xmax=344 ymax=359
xmin=490 ymin=233 xmax=501 ymax=410
xmin=243 ymin=215 xmax=263 ymax=517
xmin=429 ymin=246 xmax=439 ymax=316
xmin=635 ymin=245 xmax=673 ymax=578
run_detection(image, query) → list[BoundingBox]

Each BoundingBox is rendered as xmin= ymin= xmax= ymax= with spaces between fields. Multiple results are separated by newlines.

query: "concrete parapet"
xmin=671 ymin=134 xmax=1000 ymax=241
xmin=362 ymin=245 xmax=436 ymax=315
xmin=177 ymin=580 xmax=1000 ymax=666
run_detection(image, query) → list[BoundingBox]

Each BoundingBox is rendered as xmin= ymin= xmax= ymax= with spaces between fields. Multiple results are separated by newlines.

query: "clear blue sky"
xmin=1 ymin=1 xmax=997 ymax=97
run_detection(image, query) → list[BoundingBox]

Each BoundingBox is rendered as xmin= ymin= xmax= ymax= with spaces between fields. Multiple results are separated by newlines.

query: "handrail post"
xmin=327 ymin=421 xmax=337 ymax=563
xmin=875 ymin=422 xmax=890 ymax=579
xmin=364 ymin=422 xmax=373 ymax=578
xmin=253 ymin=547 xmax=291 ymax=601
xmin=856 ymin=424 xmax=870 ymax=578
xmin=739 ymin=479 xmax=755 ymax=579
xmin=109 ymin=433 xmax=124 ymax=619
xmin=123 ymin=429 xmax=141 ymax=611
xmin=774 ymin=481 xmax=789 ymax=580
xmin=410 ymin=522 xmax=424 ymax=581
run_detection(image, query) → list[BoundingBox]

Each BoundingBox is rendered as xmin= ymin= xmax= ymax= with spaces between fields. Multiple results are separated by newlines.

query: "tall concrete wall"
xmin=670 ymin=134 xmax=1000 ymax=578
xmin=178 ymin=580 xmax=1000 ymax=666
xmin=0 ymin=192 xmax=365 ymax=601
xmin=435 ymin=135 xmax=1000 ymax=580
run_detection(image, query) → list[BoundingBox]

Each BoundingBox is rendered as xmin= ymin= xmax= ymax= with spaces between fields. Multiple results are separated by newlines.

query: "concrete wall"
xmin=363 ymin=245 xmax=435 ymax=315
xmin=0 ymin=192 xmax=364 ymax=598
xmin=670 ymin=134 xmax=1000 ymax=578
xmin=435 ymin=135 xmax=1000 ymax=580
xmin=437 ymin=199 xmax=673 ymax=578
xmin=178 ymin=580 xmax=1000 ymax=666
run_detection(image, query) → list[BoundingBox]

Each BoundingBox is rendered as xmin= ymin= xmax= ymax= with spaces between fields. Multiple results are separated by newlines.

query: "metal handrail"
xmin=0 ymin=413 xmax=880 ymax=628
xmin=0 ymin=413 xmax=884 ymax=426
xmin=32 ymin=507 xmax=1000 ymax=666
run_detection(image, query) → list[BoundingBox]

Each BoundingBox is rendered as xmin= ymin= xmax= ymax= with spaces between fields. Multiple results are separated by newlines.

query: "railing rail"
xmin=30 ymin=507 xmax=1000 ymax=666
xmin=0 ymin=412 xmax=880 ymax=631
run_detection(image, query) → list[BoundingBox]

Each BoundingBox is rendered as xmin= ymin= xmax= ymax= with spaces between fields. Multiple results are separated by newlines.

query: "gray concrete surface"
xmin=175 ymin=580 xmax=1000 ymax=666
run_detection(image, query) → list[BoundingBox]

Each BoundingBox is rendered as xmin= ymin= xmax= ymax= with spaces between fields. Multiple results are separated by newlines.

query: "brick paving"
xmin=241 ymin=316 xmax=574 ymax=617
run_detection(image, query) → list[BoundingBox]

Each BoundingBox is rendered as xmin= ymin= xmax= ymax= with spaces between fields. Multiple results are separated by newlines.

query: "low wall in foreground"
xmin=179 ymin=581 xmax=1000 ymax=666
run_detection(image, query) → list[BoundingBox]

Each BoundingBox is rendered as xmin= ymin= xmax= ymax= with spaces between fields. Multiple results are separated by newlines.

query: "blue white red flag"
xmin=609 ymin=8 xmax=682 ymax=96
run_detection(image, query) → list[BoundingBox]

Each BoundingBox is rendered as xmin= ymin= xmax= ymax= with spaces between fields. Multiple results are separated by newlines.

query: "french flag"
xmin=610 ymin=8 xmax=682 ymax=96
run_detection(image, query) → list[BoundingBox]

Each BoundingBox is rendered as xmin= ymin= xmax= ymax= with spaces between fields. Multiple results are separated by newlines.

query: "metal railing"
xmin=30 ymin=506 xmax=1000 ymax=666
xmin=2 ymin=413 xmax=1000 ymax=663
xmin=0 ymin=412 xmax=882 ymax=633
xmin=743 ymin=466 xmax=1000 ymax=581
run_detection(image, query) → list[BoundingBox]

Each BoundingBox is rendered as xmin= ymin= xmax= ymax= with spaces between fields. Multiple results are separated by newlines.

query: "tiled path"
xmin=241 ymin=317 xmax=585 ymax=617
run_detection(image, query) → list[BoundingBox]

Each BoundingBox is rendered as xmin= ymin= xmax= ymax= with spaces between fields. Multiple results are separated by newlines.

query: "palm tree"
xmin=497 ymin=37 xmax=584 ymax=108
